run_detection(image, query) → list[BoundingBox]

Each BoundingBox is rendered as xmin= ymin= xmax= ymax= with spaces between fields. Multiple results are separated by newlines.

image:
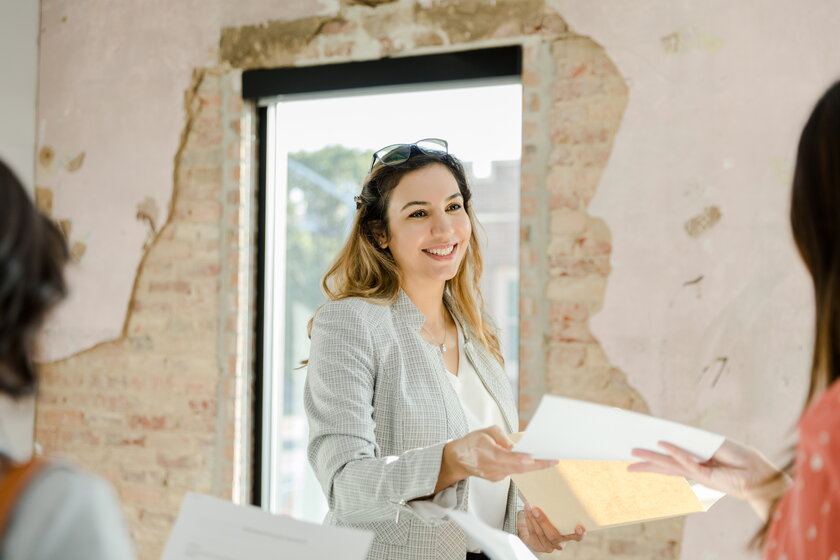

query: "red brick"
xmin=40 ymin=409 xmax=84 ymax=426
xmin=547 ymin=343 xmax=586 ymax=368
xmin=148 ymin=280 xmax=190 ymax=294
xmin=550 ymin=302 xmax=589 ymax=323
xmin=130 ymin=415 xmax=168 ymax=430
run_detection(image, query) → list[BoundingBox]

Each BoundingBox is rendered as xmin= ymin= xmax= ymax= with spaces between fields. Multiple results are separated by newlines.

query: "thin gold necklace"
xmin=421 ymin=321 xmax=448 ymax=353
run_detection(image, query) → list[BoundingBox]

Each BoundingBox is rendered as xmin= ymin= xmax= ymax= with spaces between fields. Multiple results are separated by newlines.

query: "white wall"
xmin=0 ymin=0 xmax=40 ymax=191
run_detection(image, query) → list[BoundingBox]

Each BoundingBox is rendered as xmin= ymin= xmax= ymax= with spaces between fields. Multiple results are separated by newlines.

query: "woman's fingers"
xmin=485 ymin=448 xmax=533 ymax=480
xmin=485 ymin=425 xmax=515 ymax=450
xmin=525 ymin=507 xmax=555 ymax=552
xmin=714 ymin=438 xmax=754 ymax=464
xmin=631 ymin=442 xmax=704 ymax=466
xmin=533 ymin=508 xmax=585 ymax=544
xmin=556 ymin=524 xmax=585 ymax=543
xmin=521 ymin=506 xmax=586 ymax=553
xmin=533 ymin=507 xmax=577 ymax=545
xmin=630 ymin=443 xmax=721 ymax=486
xmin=631 ymin=447 xmax=676 ymax=463
xmin=466 ymin=428 xmax=560 ymax=481
xmin=533 ymin=458 xmax=559 ymax=470
xmin=656 ymin=442 xmax=705 ymax=478
xmin=657 ymin=441 xmax=705 ymax=463
xmin=492 ymin=447 xmax=557 ymax=476
xmin=512 ymin=456 xmax=558 ymax=474
xmin=575 ymin=524 xmax=587 ymax=540
xmin=630 ymin=448 xmax=690 ymax=476
xmin=632 ymin=449 xmax=686 ymax=474
xmin=532 ymin=507 xmax=563 ymax=545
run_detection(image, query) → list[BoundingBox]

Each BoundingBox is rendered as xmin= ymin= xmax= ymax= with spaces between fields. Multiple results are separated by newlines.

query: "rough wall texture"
xmin=35 ymin=0 xmax=672 ymax=558
xmin=37 ymin=70 xmax=256 ymax=557
xmin=517 ymin=34 xmax=682 ymax=560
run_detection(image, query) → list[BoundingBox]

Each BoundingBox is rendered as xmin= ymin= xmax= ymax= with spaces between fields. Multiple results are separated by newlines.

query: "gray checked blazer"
xmin=305 ymin=290 xmax=520 ymax=560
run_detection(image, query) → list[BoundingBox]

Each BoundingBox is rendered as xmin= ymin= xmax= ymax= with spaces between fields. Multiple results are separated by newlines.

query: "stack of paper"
xmin=510 ymin=395 xmax=727 ymax=533
xmin=161 ymin=493 xmax=373 ymax=560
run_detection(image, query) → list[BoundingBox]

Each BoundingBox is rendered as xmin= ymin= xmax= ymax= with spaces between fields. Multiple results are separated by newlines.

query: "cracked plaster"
xmin=34 ymin=1 xmax=840 ymax=559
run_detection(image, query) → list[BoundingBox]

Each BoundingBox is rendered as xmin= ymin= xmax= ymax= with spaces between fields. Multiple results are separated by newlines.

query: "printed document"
xmin=161 ymin=493 xmax=373 ymax=560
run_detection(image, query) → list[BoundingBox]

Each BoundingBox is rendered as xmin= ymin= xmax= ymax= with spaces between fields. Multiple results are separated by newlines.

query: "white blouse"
xmin=444 ymin=323 xmax=510 ymax=551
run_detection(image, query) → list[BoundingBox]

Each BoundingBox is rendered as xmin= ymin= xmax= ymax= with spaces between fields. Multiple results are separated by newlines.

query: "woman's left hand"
xmin=517 ymin=502 xmax=585 ymax=553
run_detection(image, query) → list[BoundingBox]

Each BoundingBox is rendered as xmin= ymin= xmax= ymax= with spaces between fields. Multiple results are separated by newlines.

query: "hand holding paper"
xmin=412 ymin=501 xmax=540 ymax=560
xmin=513 ymin=395 xmax=724 ymax=462
xmin=518 ymin=504 xmax=585 ymax=553
xmin=436 ymin=425 xmax=558 ymax=493
xmin=629 ymin=438 xmax=791 ymax=520
xmin=509 ymin=395 xmax=728 ymax=533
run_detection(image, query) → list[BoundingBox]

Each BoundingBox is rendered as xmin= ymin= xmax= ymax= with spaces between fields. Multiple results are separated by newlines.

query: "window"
xmin=247 ymin=48 xmax=522 ymax=520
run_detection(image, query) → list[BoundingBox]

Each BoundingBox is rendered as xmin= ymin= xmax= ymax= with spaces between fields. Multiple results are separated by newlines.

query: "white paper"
xmin=689 ymin=482 xmax=727 ymax=511
xmin=161 ymin=493 xmax=373 ymax=560
xmin=411 ymin=501 xmax=538 ymax=560
xmin=514 ymin=395 xmax=725 ymax=462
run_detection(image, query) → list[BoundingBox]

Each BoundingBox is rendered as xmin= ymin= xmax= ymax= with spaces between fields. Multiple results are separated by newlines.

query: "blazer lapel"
xmin=444 ymin=293 xmax=518 ymax=434
xmin=392 ymin=291 xmax=470 ymax=440
xmin=462 ymin=340 xmax=517 ymax=433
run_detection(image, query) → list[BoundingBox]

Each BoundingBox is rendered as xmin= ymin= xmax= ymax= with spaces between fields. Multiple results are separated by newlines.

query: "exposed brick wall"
xmin=518 ymin=32 xmax=683 ymax=559
xmin=36 ymin=1 xmax=681 ymax=558
xmin=36 ymin=69 xmax=256 ymax=558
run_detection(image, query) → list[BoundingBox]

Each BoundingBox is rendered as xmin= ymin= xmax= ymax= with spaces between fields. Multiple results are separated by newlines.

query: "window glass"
xmin=264 ymin=84 xmax=522 ymax=520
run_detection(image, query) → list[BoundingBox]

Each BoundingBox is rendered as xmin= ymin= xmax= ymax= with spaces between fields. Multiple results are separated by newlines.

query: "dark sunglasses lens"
xmin=380 ymin=145 xmax=412 ymax=165
xmin=415 ymin=139 xmax=447 ymax=154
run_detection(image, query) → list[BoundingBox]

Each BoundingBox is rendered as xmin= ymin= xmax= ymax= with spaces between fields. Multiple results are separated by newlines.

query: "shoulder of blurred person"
xmin=1 ymin=459 xmax=136 ymax=560
xmin=0 ymin=160 xmax=135 ymax=559
xmin=800 ymin=377 xmax=840 ymax=442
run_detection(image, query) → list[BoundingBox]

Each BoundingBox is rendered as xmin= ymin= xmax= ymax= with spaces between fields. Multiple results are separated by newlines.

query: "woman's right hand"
xmin=629 ymin=438 xmax=791 ymax=520
xmin=436 ymin=426 xmax=557 ymax=491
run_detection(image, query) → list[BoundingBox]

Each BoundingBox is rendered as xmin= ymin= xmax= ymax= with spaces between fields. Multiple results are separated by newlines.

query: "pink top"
xmin=765 ymin=379 xmax=840 ymax=560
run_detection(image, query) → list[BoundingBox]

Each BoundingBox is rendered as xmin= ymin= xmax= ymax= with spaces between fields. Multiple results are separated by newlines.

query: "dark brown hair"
xmin=0 ymin=160 xmax=69 ymax=397
xmin=790 ymin=80 xmax=840 ymax=402
xmin=757 ymin=80 xmax=840 ymax=544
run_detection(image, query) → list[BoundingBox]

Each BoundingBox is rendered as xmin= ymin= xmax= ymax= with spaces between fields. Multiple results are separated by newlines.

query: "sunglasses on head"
xmin=369 ymin=138 xmax=448 ymax=171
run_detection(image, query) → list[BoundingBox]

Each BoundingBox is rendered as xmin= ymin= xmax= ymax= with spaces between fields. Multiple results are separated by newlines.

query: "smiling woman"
xmin=257 ymin=83 xmax=523 ymax=524
xmin=303 ymin=145 xmax=584 ymax=560
xmin=380 ymin=165 xmax=472 ymax=303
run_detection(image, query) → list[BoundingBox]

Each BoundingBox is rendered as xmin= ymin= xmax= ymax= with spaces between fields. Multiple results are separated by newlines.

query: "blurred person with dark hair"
xmin=0 ymin=159 xmax=134 ymax=559
xmin=630 ymin=81 xmax=840 ymax=560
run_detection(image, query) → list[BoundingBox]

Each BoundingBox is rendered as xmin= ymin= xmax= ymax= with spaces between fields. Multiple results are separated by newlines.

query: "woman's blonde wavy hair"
xmin=306 ymin=151 xmax=504 ymax=366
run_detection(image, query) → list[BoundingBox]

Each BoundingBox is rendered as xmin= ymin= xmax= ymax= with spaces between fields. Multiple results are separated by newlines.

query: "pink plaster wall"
xmin=556 ymin=1 xmax=840 ymax=558
xmin=36 ymin=0 xmax=334 ymax=360
xmin=37 ymin=0 xmax=218 ymax=358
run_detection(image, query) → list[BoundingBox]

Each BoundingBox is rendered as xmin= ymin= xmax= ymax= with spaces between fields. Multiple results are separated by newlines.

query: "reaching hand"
xmin=629 ymin=438 xmax=791 ymax=519
xmin=436 ymin=426 xmax=557 ymax=491
xmin=517 ymin=503 xmax=585 ymax=553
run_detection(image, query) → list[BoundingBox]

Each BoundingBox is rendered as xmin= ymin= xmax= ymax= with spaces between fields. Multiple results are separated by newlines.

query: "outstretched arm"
xmin=629 ymin=439 xmax=791 ymax=521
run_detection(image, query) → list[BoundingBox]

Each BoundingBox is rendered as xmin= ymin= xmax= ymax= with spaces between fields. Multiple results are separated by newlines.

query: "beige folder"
xmin=509 ymin=434 xmax=720 ymax=533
